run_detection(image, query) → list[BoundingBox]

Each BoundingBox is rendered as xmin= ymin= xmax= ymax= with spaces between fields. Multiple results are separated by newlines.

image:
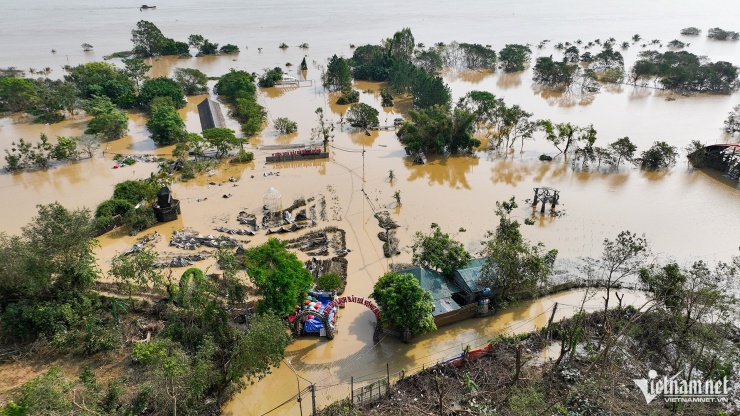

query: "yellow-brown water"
xmin=1 ymin=0 xmax=740 ymax=414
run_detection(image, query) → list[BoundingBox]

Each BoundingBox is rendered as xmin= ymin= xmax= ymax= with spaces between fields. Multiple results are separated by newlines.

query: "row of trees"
xmin=396 ymin=88 xmax=680 ymax=171
xmin=131 ymin=20 xmax=239 ymax=58
xmin=631 ymin=50 xmax=738 ymax=93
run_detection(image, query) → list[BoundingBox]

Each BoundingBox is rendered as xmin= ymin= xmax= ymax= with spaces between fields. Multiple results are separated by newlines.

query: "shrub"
xmin=258 ymin=67 xmax=284 ymax=88
xmin=122 ymin=207 xmax=158 ymax=234
xmin=316 ymin=273 xmax=343 ymax=291
xmin=95 ymin=198 xmax=135 ymax=218
xmin=219 ymin=44 xmax=240 ymax=54
xmin=274 ymin=117 xmax=298 ymax=134
xmin=113 ymin=179 xmax=159 ymax=205
xmin=231 ymin=150 xmax=254 ymax=163
xmin=336 ymin=89 xmax=359 ymax=105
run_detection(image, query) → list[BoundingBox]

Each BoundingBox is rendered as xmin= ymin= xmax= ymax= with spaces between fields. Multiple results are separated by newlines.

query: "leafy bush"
xmin=95 ymin=198 xmax=135 ymax=218
xmin=258 ymin=67 xmax=284 ymax=88
xmin=708 ymin=27 xmax=740 ymax=41
xmin=113 ymin=179 xmax=159 ymax=205
xmin=122 ymin=207 xmax=158 ymax=234
xmin=316 ymin=273 xmax=343 ymax=291
xmin=219 ymin=44 xmax=240 ymax=54
xmin=274 ymin=117 xmax=298 ymax=134
xmin=336 ymin=88 xmax=359 ymax=105
xmin=231 ymin=150 xmax=254 ymax=163
xmin=680 ymin=27 xmax=701 ymax=36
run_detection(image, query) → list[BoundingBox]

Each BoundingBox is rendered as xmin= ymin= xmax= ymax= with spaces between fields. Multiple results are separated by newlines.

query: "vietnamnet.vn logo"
xmin=634 ymin=369 xmax=730 ymax=403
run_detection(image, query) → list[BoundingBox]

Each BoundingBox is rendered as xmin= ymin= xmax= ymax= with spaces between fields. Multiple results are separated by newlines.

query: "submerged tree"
xmin=635 ymin=141 xmax=678 ymax=170
xmin=725 ymin=104 xmax=740 ymax=134
xmin=411 ymin=224 xmax=471 ymax=276
xmin=311 ymin=107 xmax=334 ymax=152
xmin=479 ymin=197 xmax=557 ymax=301
xmin=83 ymin=95 xmax=129 ymax=141
xmin=345 ymin=103 xmax=379 ymax=129
xmin=498 ymin=44 xmax=532 ymax=72
xmin=370 ymin=272 xmax=435 ymax=343
xmin=173 ymin=68 xmax=208 ymax=95
xmin=609 ymin=137 xmax=637 ymax=168
xmin=397 ymin=105 xmax=479 ymax=154
xmin=532 ymin=56 xmax=578 ymax=90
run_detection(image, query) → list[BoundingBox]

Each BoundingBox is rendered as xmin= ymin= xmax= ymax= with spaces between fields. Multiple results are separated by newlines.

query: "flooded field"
xmin=2 ymin=0 xmax=740 ymax=414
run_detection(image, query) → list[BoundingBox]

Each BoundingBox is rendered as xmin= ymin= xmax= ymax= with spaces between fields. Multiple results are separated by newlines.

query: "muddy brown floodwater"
xmin=2 ymin=0 xmax=740 ymax=414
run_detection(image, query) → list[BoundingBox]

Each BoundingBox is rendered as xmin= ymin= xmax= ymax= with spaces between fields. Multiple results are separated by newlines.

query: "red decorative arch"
xmin=322 ymin=295 xmax=381 ymax=320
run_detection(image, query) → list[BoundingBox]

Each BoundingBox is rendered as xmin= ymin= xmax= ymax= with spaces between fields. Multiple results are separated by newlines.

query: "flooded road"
xmin=1 ymin=0 xmax=740 ymax=414
xmin=224 ymin=289 xmax=648 ymax=415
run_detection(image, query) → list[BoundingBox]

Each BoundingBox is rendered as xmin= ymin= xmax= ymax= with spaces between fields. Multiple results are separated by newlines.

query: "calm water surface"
xmin=1 ymin=1 xmax=740 ymax=414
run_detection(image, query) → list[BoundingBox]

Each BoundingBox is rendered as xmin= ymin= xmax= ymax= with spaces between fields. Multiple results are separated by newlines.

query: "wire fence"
xmin=261 ymin=304 xmax=557 ymax=415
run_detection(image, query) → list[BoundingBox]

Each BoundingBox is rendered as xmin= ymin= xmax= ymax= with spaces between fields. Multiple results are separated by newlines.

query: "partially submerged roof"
xmin=197 ymin=98 xmax=226 ymax=131
xmin=397 ymin=266 xmax=462 ymax=316
xmin=454 ymin=258 xmax=488 ymax=293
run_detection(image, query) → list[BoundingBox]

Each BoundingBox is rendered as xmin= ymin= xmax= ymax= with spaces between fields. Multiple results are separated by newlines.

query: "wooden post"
xmin=350 ymin=376 xmax=354 ymax=411
xmin=540 ymin=198 xmax=547 ymax=213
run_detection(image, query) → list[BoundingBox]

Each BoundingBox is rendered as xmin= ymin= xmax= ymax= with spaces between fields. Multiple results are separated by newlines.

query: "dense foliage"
xmin=4 ymin=134 xmax=80 ymax=171
xmin=273 ymin=116 xmax=298 ymax=134
xmin=498 ymin=44 xmax=532 ymax=72
xmin=635 ymin=141 xmax=678 ymax=170
xmin=243 ymin=238 xmax=313 ymax=316
xmin=131 ymin=20 xmax=189 ymax=57
xmin=65 ymin=62 xmax=137 ymax=107
xmin=370 ymin=272 xmax=436 ymax=342
xmin=258 ymin=67 xmax=284 ymax=88
xmin=533 ymin=56 xmax=579 ymax=90
xmin=397 ymin=105 xmax=479 ymax=154
xmin=173 ymin=67 xmax=208 ymax=95
xmin=215 ymin=69 xmax=266 ymax=137
xmin=479 ymin=197 xmax=558 ymax=301
xmin=146 ymin=103 xmax=187 ymax=145
xmin=139 ymin=77 xmax=186 ymax=110
xmin=411 ymin=224 xmax=471 ymax=275
xmin=83 ymin=95 xmax=129 ymax=140
xmin=630 ymin=50 xmax=738 ymax=93
xmin=345 ymin=102 xmax=379 ymax=129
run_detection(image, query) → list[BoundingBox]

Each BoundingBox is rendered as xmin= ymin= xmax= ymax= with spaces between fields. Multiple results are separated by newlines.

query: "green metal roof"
xmin=397 ymin=266 xmax=462 ymax=316
xmin=454 ymin=258 xmax=488 ymax=292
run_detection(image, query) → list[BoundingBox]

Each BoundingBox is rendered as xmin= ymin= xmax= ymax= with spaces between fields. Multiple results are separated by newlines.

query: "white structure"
xmin=263 ymin=187 xmax=282 ymax=213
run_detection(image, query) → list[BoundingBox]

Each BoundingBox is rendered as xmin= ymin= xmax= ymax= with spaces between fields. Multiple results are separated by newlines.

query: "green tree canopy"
xmin=324 ymin=55 xmax=353 ymax=92
xmin=146 ymin=104 xmax=186 ymax=145
xmin=202 ymin=128 xmax=239 ymax=159
xmin=243 ymin=238 xmax=313 ymax=315
xmin=0 ymin=76 xmax=40 ymax=113
xmin=411 ymin=224 xmax=472 ymax=275
xmin=532 ymin=56 xmax=578 ymax=90
xmin=83 ymin=95 xmax=129 ymax=140
xmin=370 ymin=272 xmax=436 ymax=342
xmin=214 ymin=69 xmax=257 ymax=102
xmin=139 ymin=77 xmax=186 ymax=109
xmin=498 ymin=44 xmax=532 ymax=72
xmin=258 ymin=67 xmax=284 ymax=88
xmin=479 ymin=197 xmax=557 ymax=301
xmin=174 ymin=68 xmax=208 ymax=95
xmin=398 ymin=105 xmax=479 ymax=154
xmin=131 ymin=20 xmax=189 ymax=57
xmin=64 ymin=62 xmax=137 ymax=106
xmin=636 ymin=141 xmax=678 ymax=170
xmin=346 ymin=102 xmax=379 ymax=129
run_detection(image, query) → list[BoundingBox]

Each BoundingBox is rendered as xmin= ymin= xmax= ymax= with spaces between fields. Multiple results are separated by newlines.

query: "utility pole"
xmin=310 ymin=384 xmax=317 ymax=415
